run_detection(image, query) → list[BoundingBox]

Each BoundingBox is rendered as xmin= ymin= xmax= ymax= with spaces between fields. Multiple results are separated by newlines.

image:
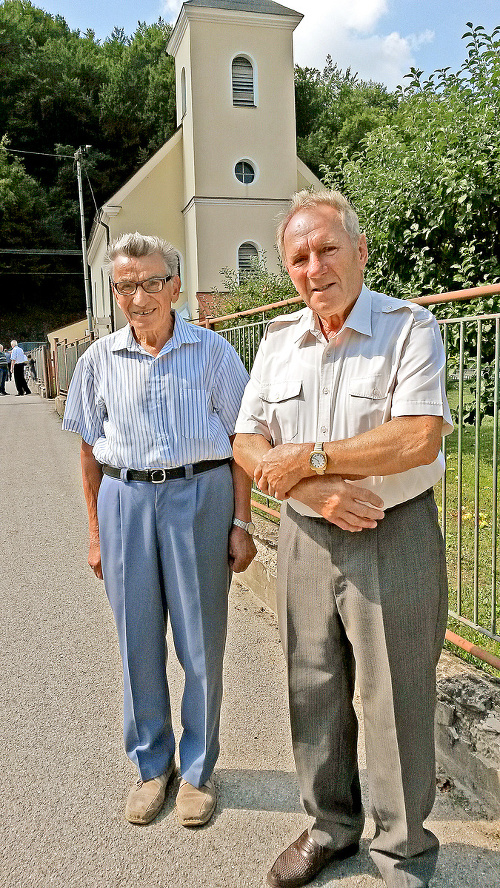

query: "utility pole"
xmin=74 ymin=145 xmax=93 ymax=336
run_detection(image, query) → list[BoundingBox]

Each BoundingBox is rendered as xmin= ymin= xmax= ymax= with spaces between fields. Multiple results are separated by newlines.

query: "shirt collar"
xmin=342 ymin=284 xmax=373 ymax=337
xmin=294 ymin=283 xmax=373 ymax=344
xmin=110 ymin=312 xmax=202 ymax=355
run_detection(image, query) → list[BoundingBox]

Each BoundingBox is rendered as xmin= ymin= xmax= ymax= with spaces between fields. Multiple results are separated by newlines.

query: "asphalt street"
xmin=1 ymin=382 xmax=499 ymax=888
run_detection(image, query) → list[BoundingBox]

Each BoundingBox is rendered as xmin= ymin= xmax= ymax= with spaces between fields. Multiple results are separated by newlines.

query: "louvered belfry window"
xmin=232 ymin=56 xmax=255 ymax=106
xmin=238 ymin=242 xmax=258 ymax=278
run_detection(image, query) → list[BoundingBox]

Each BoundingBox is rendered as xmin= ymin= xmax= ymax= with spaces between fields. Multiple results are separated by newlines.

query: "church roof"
xmin=183 ymin=0 xmax=300 ymax=16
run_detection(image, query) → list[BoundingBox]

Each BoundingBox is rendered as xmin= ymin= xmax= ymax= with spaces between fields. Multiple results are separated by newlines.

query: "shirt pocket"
xmin=348 ymin=375 xmax=391 ymax=432
xmin=259 ymin=379 xmax=302 ymax=443
xmin=179 ymin=387 xmax=211 ymax=440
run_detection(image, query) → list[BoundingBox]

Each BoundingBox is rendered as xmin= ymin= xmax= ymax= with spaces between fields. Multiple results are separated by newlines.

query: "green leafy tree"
xmin=323 ymin=25 xmax=500 ymax=302
xmin=295 ymin=58 xmax=397 ymax=176
xmin=0 ymin=139 xmax=84 ymax=339
xmin=0 ymin=3 xmax=178 ymax=338
xmin=99 ymin=20 xmax=175 ymax=177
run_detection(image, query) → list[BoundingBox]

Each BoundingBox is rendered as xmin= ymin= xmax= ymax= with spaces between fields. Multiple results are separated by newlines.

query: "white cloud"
xmin=408 ymin=29 xmax=435 ymax=51
xmin=291 ymin=0 xmax=434 ymax=88
xmin=160 ymin=0 xmax=182 ymax=22
xmin=297 ymin=0 xmax=389 ymax=35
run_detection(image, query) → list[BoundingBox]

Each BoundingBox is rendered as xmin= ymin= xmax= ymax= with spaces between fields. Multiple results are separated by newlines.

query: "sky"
xmin=32 ymin=0 xmax=500 ymax=90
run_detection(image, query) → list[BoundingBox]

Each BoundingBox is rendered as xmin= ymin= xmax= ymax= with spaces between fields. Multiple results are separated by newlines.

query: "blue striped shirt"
xmin=62 ymin=313 xmax=249 ymax=469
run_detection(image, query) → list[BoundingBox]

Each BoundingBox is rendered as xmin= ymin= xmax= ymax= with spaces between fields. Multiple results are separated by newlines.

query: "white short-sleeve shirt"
xmin=235 ymin=285 xmax=453 ymax=513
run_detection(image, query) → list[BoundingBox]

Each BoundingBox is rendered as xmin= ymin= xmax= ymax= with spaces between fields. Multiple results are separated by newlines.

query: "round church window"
xmin=235 ymin=160 xmax=255 ymax=184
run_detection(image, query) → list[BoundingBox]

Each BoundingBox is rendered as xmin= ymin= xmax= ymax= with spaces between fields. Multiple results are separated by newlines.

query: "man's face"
xmin=112 ymin=252 xmax=180 ymax=336
xmin=283 ymin=205 xmax=368 ymax=323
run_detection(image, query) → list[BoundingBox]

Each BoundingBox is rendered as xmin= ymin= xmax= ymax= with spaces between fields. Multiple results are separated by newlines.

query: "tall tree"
xmin=295 ymin=58 xmax=397 ymax=176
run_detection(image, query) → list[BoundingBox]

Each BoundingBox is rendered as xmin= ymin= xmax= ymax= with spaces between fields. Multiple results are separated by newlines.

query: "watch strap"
xmin=232 ymin=518 xmax=255 ymax=535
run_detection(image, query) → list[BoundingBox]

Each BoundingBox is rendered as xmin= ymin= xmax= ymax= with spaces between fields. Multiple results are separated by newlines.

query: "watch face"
xmin=247 ymin=522 xmax=255 ymax=534
xmin=310 ymin=451 xmax=327 ymax=469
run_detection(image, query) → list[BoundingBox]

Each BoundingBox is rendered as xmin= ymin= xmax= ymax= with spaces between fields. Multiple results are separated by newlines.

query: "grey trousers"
xmin=277 ymin=490 xmax=448 ymax=888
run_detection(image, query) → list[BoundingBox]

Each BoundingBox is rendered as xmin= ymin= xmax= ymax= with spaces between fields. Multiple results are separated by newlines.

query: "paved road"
xmin=1 ymin=385 xmax=499 ymax=887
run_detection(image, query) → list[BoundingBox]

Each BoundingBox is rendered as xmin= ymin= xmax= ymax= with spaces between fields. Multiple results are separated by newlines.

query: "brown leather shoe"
xmin=267 ymin=830 xmax=359 ymax=888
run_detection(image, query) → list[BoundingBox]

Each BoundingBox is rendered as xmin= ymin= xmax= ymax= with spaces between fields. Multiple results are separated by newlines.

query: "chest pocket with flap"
xmin=259 ymin=379 xmax=302 ymax=443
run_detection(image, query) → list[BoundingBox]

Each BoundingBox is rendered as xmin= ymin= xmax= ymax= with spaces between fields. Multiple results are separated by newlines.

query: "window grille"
xmin=235 ymin=160 xmax=255 ymax=184
xmin=232 ymin=56 xmax=254 ymax=106
xmin=238 ymin=242 xmax=258 ymax=278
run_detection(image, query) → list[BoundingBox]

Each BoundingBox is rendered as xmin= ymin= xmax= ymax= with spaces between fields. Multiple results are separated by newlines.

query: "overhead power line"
xmin=0 ymin=248 xmax=81 ymax=255
xmin=0 ymin=272 xmax=82 ymax=275
xmin=3 ymin=147 xmax=74 ymax=159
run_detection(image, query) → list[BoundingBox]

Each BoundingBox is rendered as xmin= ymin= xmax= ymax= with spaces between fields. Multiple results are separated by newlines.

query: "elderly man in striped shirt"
xmin=63 ymin=233 xmax=256 ymax=828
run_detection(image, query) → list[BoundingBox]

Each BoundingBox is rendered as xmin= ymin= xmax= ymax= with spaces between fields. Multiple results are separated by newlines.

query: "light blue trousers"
xmin=97 ymin=463 xmax=233 ymax=786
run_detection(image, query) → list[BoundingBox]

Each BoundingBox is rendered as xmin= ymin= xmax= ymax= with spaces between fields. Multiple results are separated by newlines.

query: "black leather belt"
xmin=101 ymin=458 xmax=231 ymax=483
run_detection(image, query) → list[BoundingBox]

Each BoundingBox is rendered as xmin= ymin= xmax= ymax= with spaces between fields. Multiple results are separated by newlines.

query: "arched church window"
xmin=235 ymin=160 xmax=255 ymax=184
xmin=238 ymin=242 xmax=259 ymax=279
xmin=232 ymin=56 xmax=255 ymax=106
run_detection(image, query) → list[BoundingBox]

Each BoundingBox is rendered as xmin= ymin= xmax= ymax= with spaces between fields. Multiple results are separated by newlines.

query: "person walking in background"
xmin=234 ymin=189 xmax=452 ymax=888
xmin=27 ymin=353 xmax=36 ymax=381
xmin=10 ymin=340 xmax=31 ymax=396
xmin=63 ymin=232 xmax=256 ymax=830
xmin=0 ymin=345 xmax=9 ymax=394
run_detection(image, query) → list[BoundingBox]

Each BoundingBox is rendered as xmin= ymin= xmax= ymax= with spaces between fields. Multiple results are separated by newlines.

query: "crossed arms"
xmin=233 ymin=414 xmax=443 ymax=533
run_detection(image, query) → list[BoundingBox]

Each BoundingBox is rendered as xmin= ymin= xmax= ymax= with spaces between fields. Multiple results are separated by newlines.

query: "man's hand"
xmin=228 ymin=526 xmax=257 ymax=573
xmin=254 ymin=443 xmax=309 ymax=500
xmin=291 ymin=475 xmax=385 ymax=532
xmin=88 ymin=534 xmax=103 ymax=580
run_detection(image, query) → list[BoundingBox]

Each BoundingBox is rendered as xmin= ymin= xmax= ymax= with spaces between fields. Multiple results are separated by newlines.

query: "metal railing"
xmin=55 ymin=337 xmax=92 ymax=395
xmin=31 ymin=344 xmax=56 ymax=399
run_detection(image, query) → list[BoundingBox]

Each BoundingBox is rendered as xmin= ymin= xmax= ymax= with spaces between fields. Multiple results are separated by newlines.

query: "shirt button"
xmin=323 ymin=387 xmax=329 ymax=395
xmin=321 ymin=426 xmax=327 ymax=434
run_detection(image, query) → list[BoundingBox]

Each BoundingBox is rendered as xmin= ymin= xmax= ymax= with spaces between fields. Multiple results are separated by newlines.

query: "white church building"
xmin=86 ymin=0 xmax=321 ymax=335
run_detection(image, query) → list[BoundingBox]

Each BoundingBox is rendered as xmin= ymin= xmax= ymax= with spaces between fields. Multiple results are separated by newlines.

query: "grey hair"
xmin=11 ymin=339 xmax=17 ymax=347
xmin=104 ymin=232 xmax=180 ymax=278
xmin=276 ymin=189 xmax=361 ymax=263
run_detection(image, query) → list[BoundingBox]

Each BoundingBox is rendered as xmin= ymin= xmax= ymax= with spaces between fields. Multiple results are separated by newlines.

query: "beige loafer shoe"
xmin=176 ymin=777 xmax=216 ymax=827
xmin=125 ymin=759 xmax=176 ymax=824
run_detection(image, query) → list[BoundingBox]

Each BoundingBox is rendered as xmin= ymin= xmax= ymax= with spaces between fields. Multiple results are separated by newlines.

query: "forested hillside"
xmin=0 ymin=1 xmax=176 ymax=339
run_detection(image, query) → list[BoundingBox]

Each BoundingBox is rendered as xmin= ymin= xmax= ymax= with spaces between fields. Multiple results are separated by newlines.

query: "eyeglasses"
xmin=112 ymin=276 xmax=172 ymax=297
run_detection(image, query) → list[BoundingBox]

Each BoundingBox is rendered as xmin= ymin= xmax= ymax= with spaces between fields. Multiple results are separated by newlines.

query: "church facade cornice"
xmin=168 ymin=6 xmax=303 ymax=57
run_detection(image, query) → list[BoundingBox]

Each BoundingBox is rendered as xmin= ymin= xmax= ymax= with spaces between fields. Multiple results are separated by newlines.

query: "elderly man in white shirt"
xmin=234 ymin=190 xmax=452 ymax=888
xmin=63 ymin=233 xmax=256 ymax=831
xmin=10 ymin=340 xmax=31 ymax=396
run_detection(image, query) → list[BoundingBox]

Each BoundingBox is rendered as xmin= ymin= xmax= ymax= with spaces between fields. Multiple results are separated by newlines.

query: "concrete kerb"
xmin=239 ymin=512 xmax=500 ymax=817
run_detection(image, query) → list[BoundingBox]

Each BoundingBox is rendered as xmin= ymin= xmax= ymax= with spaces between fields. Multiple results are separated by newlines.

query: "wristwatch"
xmin=232 ymin=518 xmax=255 ymax=535
xmin=309 ymin=441 xmax=328 ymax=474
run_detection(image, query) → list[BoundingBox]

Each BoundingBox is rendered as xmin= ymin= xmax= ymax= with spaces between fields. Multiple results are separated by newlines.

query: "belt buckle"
xmin=151 ymin=468 xmax=167 ymax=484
